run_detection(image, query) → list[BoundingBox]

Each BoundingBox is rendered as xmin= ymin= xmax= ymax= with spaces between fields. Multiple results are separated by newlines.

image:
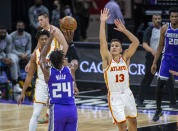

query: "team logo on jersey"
xmin=110 ymin=66 xmax=126 ymax=72
xmin=56 ymin=74 xmax=66 ymax=80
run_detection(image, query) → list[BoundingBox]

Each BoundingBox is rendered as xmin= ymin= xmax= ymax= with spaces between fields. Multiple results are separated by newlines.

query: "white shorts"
xmin=34 ymin=79 xmax=48 ymax=104
xmin=108 ymin=89 xmax=137 ymax=124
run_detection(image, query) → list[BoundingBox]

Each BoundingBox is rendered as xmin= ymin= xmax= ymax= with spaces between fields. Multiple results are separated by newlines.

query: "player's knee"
xmin=128 ymin=118 xmax=137 ymax=126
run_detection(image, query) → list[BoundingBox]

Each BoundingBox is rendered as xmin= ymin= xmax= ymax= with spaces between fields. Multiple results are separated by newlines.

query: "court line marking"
xmin=78 ymin=89 xmax=102 ymax=94
xmin=0 ymin=126 xmax=28 ymax=131
xmin=138 ymin=121 xmax=178 ymax=129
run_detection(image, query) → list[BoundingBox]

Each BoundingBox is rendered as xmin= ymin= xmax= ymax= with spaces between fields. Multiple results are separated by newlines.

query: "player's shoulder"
xmin=162 ymin=24 xmax=168 ymax=31
xmin=50 ymin=25 xmax=59 ymax=30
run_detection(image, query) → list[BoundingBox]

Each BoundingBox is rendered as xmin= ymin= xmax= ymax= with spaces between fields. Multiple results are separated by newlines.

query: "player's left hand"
xmin=74 ymin=84 xmax=79 ymax=96
xmin=114 ymin=19 xmax=126 ymax=32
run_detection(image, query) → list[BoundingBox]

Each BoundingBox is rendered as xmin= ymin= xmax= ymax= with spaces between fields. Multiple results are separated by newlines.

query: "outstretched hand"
xmin=17 ymin=93 xmax=25 ymax=105
xmin=114 ymin=19 xmax=126 ymax=32
xmin=100 ymin=8 xmax=110 ymax=22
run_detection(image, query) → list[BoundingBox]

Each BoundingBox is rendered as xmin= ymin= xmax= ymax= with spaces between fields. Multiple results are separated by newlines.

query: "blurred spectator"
xmin=104 ymin=0 xmax=125 ymax=42
xmin=10 ymin=21 xmax=32 ymax=70
xmin=28 ymin=0 xmax=49 ymax=51
xmin=76 ymin=0 xmax=98 ymax=41
xmin=62 ymin=4 xmax=80 ymax=41
xmin=64 ymin=5 xmax=73 ymax=17
xmin=133 ymin=0 xmax=144 ymax=34
xmin=0 ymin=25 xmax=22 ymax=93
xmin=51 ymin=0 xmax=61 ymax=28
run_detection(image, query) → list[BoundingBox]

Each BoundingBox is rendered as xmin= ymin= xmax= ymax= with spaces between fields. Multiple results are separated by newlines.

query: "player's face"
xmin=110 ymin=42 xmax=122 ymax=55
xmin=38 ymin=35 xmax=49 ymax=48
xmin=38 ymin=16 xmax=49 ymax=28
xmin=152 ymin=15 xmax=162 ymax=27
xmin=170 ymin=12 xmax=178 ymax=25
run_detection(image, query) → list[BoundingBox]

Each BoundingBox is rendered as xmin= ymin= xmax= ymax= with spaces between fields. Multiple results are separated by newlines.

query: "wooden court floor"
xmin=0 ymin=103 xmax=177 ymax=131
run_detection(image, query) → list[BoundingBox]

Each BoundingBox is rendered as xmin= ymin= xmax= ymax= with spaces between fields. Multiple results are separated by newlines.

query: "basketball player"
xmin=24 ymin=12 xmax=68 ymax=125
xmin=100 ymin=8 xmax=139 ymax=131
xmin=18 ymin=30 xmax=50 ymax=131
xmin=25 ymin=12 xmax=68 ymax=72
xmin=39 ymin=29 xmax=77 ymax=131
xmin=18 ymin=30 xmax=78 ymax=131
xmin=151 ymin=7 xmax=178 ymax=121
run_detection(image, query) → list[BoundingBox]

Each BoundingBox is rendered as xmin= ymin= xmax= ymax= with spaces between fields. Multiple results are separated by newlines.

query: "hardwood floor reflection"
xmin=0 ymin=103 xmax=177 ymax=131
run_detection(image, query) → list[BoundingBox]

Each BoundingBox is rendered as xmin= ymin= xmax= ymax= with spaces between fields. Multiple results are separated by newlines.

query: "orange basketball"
xmin=60 ymin=16 xmax=77 ymax=32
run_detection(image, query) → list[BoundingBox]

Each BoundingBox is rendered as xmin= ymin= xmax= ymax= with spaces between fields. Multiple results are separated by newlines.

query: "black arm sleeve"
xmin=142 ymin=26 xmax=153 ymax=45
xmin=66 ymin=43 xmax=79 ymax=63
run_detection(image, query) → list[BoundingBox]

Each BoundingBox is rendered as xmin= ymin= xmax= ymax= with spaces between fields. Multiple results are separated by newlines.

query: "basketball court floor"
xmin=0 ymin=88 xmax=177 ymax=131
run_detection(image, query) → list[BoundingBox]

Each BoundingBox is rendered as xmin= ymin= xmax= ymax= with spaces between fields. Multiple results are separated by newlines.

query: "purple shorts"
xmin=48 ymin=104 xmax=77 ymax=131
xmin=159 ymin=55 xmax=178 ymax=81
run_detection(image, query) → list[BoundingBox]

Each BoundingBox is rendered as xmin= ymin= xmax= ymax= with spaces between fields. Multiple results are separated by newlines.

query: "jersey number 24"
xmin=52 ymin=82 xmax=72 ymax=98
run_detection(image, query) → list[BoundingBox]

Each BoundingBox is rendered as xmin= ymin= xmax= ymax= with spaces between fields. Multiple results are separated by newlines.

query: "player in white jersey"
xmin=23 ymin=12 xmax=69 ymax=126
xmin=100 ymin=8 xmax=139 ymax=131
xmin=18 ymin=30 xmax=51 ymax=131
xmin=25 ymin=12 xmax=68 ymax=72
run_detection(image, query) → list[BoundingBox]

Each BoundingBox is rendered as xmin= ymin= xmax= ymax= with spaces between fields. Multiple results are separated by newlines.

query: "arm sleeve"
xmin=143 ymin=27 xmax=152 ymax=45
xmin=6 ymin=36 xmax=13 ymax=54
xmin=66 ymin=44 xmax=79 ymax=62
xmin=25 ymin=33 xmax=32 ymax=56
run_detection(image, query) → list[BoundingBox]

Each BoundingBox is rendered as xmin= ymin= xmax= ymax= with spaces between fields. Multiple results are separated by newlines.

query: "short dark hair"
xmin=38 ymin=12 xmax=49 ymax=18
xmin=152 ymin=13 xmax=162 ymax=17
xmin=169 ymin=7 xmax=178 ymax=15
xmin=111 ymin=39 xmax=122 ymax=45
xmin=36 ymin=29 xmax=50 ymax=40
xmin=49 ymin=50 xmax=64 ymax=70
xmin=16 ymin=20 xmax=24 ymax=24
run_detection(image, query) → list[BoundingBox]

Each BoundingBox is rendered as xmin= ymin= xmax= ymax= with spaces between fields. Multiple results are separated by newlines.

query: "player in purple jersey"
xmin=39 ymin=29 xmax=78 ymax=131
xmin=151 ymin=7 xmax=178 ymax=121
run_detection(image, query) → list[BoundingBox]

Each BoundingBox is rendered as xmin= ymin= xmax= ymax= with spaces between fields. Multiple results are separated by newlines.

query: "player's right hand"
xmin=25 ymin=62 xmax=30 ymax=72
xmin=100 ymin=8 xmax=110 ymax=22
xmin=151 ymin=64 xmax=157 ymax=74
xmin=18 ymin=93 xmax=25 ymax=105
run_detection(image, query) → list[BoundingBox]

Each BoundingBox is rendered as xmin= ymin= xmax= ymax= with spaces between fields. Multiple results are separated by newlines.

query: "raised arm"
xmin=52 ymin=25 xmax=68 ymax=56
xmin=114 ymin=19 xmax=139 ymax=60
xmin=70 ymin=63 xmax=79 ymax=96
xmin=18 ymin=53 xmax=36 ymax=105
xmin=100 ymin=8 xmax=112 ymax=69
xmin=39 ymin=30 xmax=54 ymax=83
xmin=151 ymin=24 xmax=167 ymax=74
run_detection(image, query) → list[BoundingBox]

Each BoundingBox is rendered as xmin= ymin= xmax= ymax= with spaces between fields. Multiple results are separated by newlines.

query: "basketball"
xmin=60 ymin=16 xmax=77 ymax=32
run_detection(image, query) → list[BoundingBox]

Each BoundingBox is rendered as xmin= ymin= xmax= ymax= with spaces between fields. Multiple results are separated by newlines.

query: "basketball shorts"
xmin=49 ymin=104 xmax=78 ymax=131
xmin=34 ymin=79 xmax=48 ymax=104
xmin=108 ymin=89 xmax=137 ymax=124
xmin=159 ymin=55 xmax=178 ymax=81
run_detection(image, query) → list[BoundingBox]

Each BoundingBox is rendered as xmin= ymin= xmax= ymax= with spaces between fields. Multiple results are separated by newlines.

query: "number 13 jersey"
xmin=104 ymin=56 xmax=129 ymax=93
xmin=48 ymin=66 xmax=75 ymax=105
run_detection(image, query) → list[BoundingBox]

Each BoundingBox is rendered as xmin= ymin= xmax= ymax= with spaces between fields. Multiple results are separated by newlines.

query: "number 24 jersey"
xmin=48 ymin=66 xmax=75 ymax=105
